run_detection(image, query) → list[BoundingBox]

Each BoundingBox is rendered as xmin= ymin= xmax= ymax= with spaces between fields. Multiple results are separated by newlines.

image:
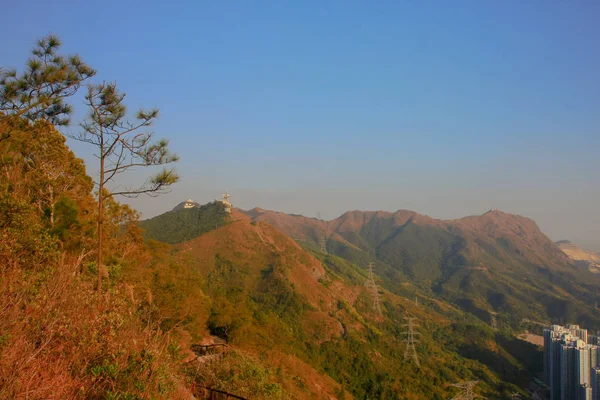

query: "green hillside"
xmin=139 ymin=201 xmax=228 ymax=244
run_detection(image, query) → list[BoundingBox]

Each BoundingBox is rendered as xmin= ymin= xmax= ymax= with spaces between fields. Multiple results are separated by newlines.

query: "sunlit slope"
xmin=557 ymin=240 xmax=600 ymax=273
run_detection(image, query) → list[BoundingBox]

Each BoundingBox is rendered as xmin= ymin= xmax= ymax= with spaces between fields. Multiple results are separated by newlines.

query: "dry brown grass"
xmin=0 ymin=257 xmax=191 ymax=399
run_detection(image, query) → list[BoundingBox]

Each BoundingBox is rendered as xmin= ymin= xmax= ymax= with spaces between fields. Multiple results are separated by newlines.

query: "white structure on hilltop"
xmin=220 ymin=192 xmax=231 ymax=214
xmin=183 ymin=199 xmax=197 ymax=209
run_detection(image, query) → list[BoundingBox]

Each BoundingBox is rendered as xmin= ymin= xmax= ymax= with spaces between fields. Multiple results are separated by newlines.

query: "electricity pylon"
xmin=450 ymin=381 xmax=484 ymax=400
xmin=320 ymin=233 xmax=327 ymax=253
xmin=364 ymin=262 xmax=382 ymax=315
xmin=490 ymin=313 xmax=497 ymax=330
xmin=402 ymin=317 xmax=420 ymax=367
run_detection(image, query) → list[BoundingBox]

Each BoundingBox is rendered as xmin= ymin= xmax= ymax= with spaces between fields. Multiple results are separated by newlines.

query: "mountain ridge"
xmin=244 ymin=207 xmax=600 ymax=329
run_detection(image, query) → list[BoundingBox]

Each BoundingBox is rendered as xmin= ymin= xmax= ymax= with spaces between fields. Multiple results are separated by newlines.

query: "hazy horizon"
xmin=2 ymin=1 xmax=598 ymax=251
xmin=131 ymin=185 xmax=600 ymax=252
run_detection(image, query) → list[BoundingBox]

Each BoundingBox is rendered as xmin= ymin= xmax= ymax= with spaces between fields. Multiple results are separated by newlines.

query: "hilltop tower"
xmin=220 ymin=192 xmax=232 ymax=214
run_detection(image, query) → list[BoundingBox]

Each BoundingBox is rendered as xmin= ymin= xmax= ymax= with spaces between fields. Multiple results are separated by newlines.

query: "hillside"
xmin=246 ymin=208 xmax=600 ymax=330
xmin=139 ymin=201 xmax=228 ymax=244
xmin=0 ymin=116 xmax=194 ymax=398
xmin=557 ymin=240 xmax=600 ymax=273
xmin=155 ymin=209 xmax=537 ymax=399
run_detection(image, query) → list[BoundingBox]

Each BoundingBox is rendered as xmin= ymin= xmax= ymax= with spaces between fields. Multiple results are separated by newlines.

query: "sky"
xmin=1 ymin=0 xmax=599 ymax=250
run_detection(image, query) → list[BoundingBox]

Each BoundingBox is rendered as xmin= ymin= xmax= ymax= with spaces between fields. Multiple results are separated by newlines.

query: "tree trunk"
xmin=49 ymin=185 xmax=55 ymax=227
xmin=97 ymin=143 xmax=105 ymax=291
xmin=97 ymin=188 xmax=103 ymax=291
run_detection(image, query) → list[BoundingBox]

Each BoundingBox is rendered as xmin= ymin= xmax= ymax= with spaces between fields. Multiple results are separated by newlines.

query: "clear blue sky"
xmin=2 ymin=0 xmax=599 ymax=250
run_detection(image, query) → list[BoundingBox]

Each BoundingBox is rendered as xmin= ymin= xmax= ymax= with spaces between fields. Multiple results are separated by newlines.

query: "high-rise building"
xmin=577 ymin=342 xmax=594 ymax=389
xmin=544 ymin=325 xmax=599 ymax=400
xmin=591 ymin=368 xmax=600 ymax=400
xmin=545 ymin=326 xmax=570 ymax=400
xmin=561 ymin=338 xmax=579 ymax=400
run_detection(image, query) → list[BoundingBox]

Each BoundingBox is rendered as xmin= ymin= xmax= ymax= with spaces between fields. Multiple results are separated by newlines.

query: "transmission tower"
xmin=490 ymin=313 xmax=497 ymax=330
xmin=320 ymin=232 xmax=327 ymax=253
xmin=402 ymin=317 xmax=420 ymax=367
xmin=364 ymin=262 xmax=382 ymax=315
xmin=450 ymin=381 xmax=484 ymax=400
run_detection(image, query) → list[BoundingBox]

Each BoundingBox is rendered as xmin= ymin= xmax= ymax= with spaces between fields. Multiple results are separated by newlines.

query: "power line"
xmin=364 ymin=262 xmax=382 ymax=315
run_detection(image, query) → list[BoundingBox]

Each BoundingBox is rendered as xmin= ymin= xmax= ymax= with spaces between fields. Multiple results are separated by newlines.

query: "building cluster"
xmin=544 ymin=324 xmax=600 ymax=400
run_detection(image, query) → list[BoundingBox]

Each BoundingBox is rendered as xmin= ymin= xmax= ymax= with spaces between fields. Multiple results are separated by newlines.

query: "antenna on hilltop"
xmin=402 ymin=317 xmax=421 ymax=367
xmin=364 ymin=262 xmax=382 ymax=315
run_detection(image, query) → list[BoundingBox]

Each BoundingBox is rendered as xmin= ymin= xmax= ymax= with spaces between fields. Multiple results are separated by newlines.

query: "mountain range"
xmin=137 ymin=203 xmax=600 ymax=398
xmin=244 ymin=207 xmax=600 ymax=329
xmin=153 ymin=209 xmax=542 ymax=398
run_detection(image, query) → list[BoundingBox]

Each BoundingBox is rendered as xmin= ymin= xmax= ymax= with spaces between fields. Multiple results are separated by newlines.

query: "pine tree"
xmin=72 ymin=82 xmax=179 ymax=290
xmin=0 ymin=35 xmax=95 ymax=127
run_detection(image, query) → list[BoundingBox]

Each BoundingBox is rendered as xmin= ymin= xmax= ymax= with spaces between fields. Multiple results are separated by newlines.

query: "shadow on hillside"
xmin=496 ymin=335 xmax=543 ymax=375
xmin=456 ymin=342 xmax=531 ymax=387
xmin=455 ymin=298 xmax=491 ymax=322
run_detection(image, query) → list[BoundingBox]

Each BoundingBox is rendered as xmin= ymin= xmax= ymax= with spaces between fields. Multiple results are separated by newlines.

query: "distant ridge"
xmin=556 ymin=240 xmax=600 ymax=273
xmin=244 ymin=207 xmax=600 ymax=328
